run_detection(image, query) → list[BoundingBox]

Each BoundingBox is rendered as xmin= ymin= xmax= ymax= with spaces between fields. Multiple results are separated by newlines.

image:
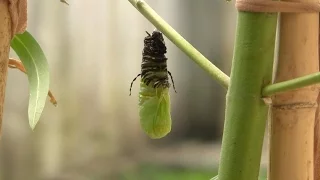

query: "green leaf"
xmin=10 ymin=31 xmax=50 ymax=130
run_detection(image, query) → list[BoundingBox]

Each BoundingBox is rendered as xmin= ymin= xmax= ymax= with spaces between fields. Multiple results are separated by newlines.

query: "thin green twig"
xmin=262 ymin=72 xmax=320 ymax=96
xmin=128 ymin=0 xmax=230 ymax=89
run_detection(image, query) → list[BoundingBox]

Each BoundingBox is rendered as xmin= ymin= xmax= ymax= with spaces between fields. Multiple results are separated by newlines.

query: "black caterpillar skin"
xmin=141 ymin=30 xmax=169 ymax=88
xmin=129 ymin=30 xmax=176 ymax=96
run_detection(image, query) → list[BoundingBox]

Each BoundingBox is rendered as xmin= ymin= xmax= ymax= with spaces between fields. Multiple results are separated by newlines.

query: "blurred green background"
xmin=0 ymin=0 xmax=268 ymax=180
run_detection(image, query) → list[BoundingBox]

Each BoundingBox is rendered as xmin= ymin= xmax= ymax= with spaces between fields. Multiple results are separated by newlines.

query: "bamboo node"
xmin=236 ymin=0 xmax=320 ymax=13
xmin=273 ymin=102 xmax=317 ymax=110
xmin=262 ymin=97 xmax=272 ymax=105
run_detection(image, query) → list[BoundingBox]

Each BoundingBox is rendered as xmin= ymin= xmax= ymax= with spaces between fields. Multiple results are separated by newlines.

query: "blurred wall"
xmin=0 ymin=0 xmax=236 ymax=179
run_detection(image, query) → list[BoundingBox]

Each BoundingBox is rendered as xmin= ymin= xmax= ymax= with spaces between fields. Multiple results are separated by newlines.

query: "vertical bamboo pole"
xmin=0 ymin=0 xmax=11 ymax=135
xmin=315 ymin=93 xmax=320 ymax=180
xmin=217 ymin=12 xmax=277 ymax=180
xmin=269 ymin=5 xmax=319 ymax=180
xmin=314 ymin=17 xmax=320 ymax=180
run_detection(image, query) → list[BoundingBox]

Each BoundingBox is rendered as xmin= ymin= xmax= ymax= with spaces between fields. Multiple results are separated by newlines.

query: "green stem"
xmin=218 ymin=12 xmax=277 ymax=180
xmin=128 ymin=0 xmax=230 ymax=89
xmin=262 ymin=72 xmax=320 ymax=96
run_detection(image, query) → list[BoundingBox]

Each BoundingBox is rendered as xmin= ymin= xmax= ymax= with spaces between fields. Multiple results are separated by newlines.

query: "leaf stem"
xmin=128 ymin=0 xmax=230 ymax=89
xmin=262 ymin=72 xmax=320 ymax=96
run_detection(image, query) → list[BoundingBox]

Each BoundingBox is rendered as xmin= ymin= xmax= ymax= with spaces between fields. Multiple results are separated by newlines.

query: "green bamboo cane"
xmin=217 ymin=12 xmax=277 ymax=180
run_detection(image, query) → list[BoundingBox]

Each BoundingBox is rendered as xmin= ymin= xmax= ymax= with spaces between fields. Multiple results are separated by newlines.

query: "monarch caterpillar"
xmin=130 ymin=29 xmax=176 ymax=139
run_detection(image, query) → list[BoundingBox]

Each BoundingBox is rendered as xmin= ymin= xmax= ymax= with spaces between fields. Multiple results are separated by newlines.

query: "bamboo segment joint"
xmin=236 ymin=0 xmax=320 ymax=13
xmin=273 ymin=102 xmax=317 ymax=110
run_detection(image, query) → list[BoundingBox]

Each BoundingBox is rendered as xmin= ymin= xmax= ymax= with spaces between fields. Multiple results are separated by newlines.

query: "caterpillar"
xmin=129 ymin=29 xmax=176 ymax=139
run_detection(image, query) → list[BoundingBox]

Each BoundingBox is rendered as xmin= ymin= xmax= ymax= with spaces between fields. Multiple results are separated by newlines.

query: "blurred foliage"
xmin=114 ymin=164 xmax=267 ymax=180
xmin=117 ymin=164 xmax=216 ymax=180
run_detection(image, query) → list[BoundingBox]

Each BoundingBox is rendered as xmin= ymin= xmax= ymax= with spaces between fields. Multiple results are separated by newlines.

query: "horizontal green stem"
xmin=128 ymin=0 xmax=230 ymax=89
xmin=262 ymin=72 xmax=320 ymax=96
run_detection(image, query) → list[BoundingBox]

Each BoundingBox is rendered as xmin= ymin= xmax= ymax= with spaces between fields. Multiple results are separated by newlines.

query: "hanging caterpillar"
xmin=130 ymin=29 xmax=176 ymax=139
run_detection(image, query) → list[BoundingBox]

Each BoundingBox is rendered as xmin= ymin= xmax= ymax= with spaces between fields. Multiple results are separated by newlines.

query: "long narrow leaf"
xmin=10 ymin=31 xmax=50 ymax=130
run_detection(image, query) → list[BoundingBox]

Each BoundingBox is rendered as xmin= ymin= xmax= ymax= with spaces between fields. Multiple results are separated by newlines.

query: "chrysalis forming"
xmin=129 ymin=29 xmax=176 ymax=139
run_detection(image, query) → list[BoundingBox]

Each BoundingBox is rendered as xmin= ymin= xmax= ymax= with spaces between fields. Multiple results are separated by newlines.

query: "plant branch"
xmin=262 ymin=72 xmax=320 ymax=96
xmin=8 ymin=58 xmax=57 ymax=106
xmin=128 ymin=0 xmax=230 ymax=89
xmin=218 ymin=12 xmax=277 ymax=180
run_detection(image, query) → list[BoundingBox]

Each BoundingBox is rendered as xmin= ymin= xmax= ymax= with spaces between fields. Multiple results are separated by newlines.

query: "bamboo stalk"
xmin=314 ymin=15 xmax=320 ymax=180
xmin=217 ymin=12 xmax=277 ymax=180
xmin=0 ymin=1 xmax=12 ymax=135
xmin=269 ymin=8 xmax=319 ymax=180
xmin=315 ymin=93 xmax=320 ymax=180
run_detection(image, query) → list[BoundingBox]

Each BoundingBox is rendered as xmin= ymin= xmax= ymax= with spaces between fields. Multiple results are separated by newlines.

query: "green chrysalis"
xmin=130 ymin=30 xmax=176 ymax=139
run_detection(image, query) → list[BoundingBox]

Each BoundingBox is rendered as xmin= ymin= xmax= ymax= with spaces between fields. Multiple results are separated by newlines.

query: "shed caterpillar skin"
xmin=130 ymin=30 xmax=176 ymax=139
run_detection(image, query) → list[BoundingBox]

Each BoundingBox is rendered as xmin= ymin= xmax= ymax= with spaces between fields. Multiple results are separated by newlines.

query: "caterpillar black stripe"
xmin=129 ymin=30 xmax=176 ymax=95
